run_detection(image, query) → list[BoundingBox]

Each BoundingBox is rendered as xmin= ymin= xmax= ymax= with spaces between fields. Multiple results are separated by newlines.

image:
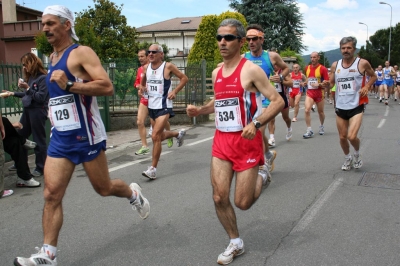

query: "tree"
xmin=229 ymin=0 xmax=306 ymax=53
xmin=74 ymin=0 xmax=139 ymax=63
xmin=188 ymin=11 xmax=247 ymax=66
xmin=318 ymin=51 xmax=330 ymax=68
xmin=369 ymin=22 xmax=400 ymax=66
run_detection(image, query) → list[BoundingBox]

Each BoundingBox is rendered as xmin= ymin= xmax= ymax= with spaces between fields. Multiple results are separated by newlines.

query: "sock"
xmin=287 ymin=127 xmax=292 ymax=132
xmin=354 ymin=150 xmax=359 ymax=156
xmin=42 ymin=244 xmax=57 ymax=260
xmin=269 ymin=134 xmax=274 ymax=140
xmin=129 ymin=190 xmax=137 ymax=203
xmin=345 ymin=154 xmax=351 ymax=159
xmin=307 ymin=127 xmax=312 ymax=131
xmin=230 ymin=238 xmax=242 ymax=246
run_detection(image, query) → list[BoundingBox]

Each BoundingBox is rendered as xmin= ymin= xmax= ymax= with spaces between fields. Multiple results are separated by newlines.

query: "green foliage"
xmin=280 ymin=48 xmax=304 ymax=69
xmin=368 ymin=22 xmax=400 ymax=66
xmin=229 ymin=0 xmax=306 ymax=53
xmin=137 ymin=41 xmax=171 ymax=62
xmin=75 ymin=0 xmax=139 ymax=62
xmin=111 ymin=67 xmax=136 ymax=106
xmin=188 ymin=11 xmax=247 ymax=66
xmin=318 ymin=51 xmax=330 ymax=68
xmin=34 ymin=32 xmax=53 ymax=56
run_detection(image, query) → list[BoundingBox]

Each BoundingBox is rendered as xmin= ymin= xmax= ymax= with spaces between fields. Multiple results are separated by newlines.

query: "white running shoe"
xmin=217 ymin=240 xmax=245 ymax=265
xmin=16 ymin=178 xmax=41 ymax=188
xmin=319 ymin=125 xmax=325 ymax=135
xmin=176 ymin=129 xmax=186 ymax=147
xmin=23 ymin=139 xmax=37 ymax=149
xmin=129 ymin=183 xmax=150 ymax=219
xmin=286 ymin=128 xmax=293 ymax=141
xmin=14 ymin=247 xmax=57 ymax=266
xmin=311 ymin=104 xmax=316 ymax=112
xmin=303 ymin=130 xmax=314 ymax=139
xmin=142 ymin=166 xmax=156 ymax=180
xmin=265 ymin=150 xmax=277 ymax=173
xmin=268 ymin=138 xmax=276 ymax=148
xmin=2 ymin=189 xmax=13 ymax=198
xmin=353 ymin=154 xmax=363 ymax=169
xmin=259 ymin=167 xmax=272 ymax=187
xmin=341 ymin=156 xmax=353 ymax=171
xmin=147 ymin=126 xmax=153 ymax=137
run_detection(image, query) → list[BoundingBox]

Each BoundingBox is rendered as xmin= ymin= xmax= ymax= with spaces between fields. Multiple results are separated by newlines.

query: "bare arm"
xmin=270 ymin=52 xmax=290 ymax=78
xmin=50 ymin=46 xmax=113 ymax=96
xmin=167 ymin=63 xmax=188 ymax=100
xmin=360 ymin=59 xmax=377 ymax=95
xmin=328 ymin=61 xmax=338 ymax=89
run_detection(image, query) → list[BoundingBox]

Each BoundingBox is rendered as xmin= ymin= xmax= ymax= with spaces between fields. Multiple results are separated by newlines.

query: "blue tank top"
xmin=47 ymin=44 xmax=107 ymax=147
xmin=244 ymin=50 xmax=273 ymax=78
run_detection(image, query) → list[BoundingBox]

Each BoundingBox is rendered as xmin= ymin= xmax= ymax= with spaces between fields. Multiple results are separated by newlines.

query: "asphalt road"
xmin=1 ymin=96 xmax=400 ymax=266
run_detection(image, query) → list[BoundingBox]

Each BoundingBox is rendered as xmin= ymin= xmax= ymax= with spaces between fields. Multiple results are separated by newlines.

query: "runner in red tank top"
xmin=186 ymin=19 xmax=284 ymax=265
xmin=289 ymin=64 xmax=305 ymax=122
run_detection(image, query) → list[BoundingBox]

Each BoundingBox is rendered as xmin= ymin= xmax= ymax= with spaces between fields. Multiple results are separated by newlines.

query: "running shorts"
xmin=148 ymin=108 xmax=175 ymax=120
xmin=335 ymin=105 xmax=364 ymax=120
xmin=140 ymin=97 xmax=148 ymax=106
xmin=47 ymin=140 xmax=106 ymax=165
xmin=289 ymin=88 xmax=301 ymax=99
xmin=382 ymin=79 xmax=394 ymax=87
xmin=212 ymin=130 xmax=264 ymax=172
xmin=306 ymin=89 xmax=323 ymax=103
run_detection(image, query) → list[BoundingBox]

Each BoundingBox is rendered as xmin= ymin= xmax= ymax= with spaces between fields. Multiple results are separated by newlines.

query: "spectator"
xmin=0 ymin=115 xmax=13 ymax=198
xmin=3 ymin=52 xmax=49 ymax=177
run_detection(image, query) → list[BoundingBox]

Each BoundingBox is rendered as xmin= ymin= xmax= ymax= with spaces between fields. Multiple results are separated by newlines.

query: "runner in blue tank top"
xmin=15 ymin=5 xmax=150 ymax=266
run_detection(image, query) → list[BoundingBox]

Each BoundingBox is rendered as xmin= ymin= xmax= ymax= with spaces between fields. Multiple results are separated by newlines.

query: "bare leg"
xmin=304 ymin=96 xmax=314 ymax=128
xmin=316 ymin=100 xmax=325 ymax=126
xmin=137 ymin=103 xmax=149 ymax=147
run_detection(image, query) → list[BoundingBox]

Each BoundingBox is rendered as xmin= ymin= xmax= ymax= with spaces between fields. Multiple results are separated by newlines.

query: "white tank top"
xmin=335 ymin=58 xmax=364 ymax=110
xmin=146 ymin=62 xmax=173 ymax=109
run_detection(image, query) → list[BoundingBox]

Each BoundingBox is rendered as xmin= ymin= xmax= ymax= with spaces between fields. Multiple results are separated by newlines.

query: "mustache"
xmin=45 ymin=32 xmax=54 ymax=37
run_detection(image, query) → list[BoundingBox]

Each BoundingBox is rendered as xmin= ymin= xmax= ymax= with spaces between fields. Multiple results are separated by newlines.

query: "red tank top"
xmin=214 ymin=58 xmax=261 ymax=132
xmin=291 ymin=72 xmax=302 ymax=89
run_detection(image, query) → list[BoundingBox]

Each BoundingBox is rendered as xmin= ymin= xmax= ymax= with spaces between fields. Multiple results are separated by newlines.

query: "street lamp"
xmin=379 ymin=1 xmax=392 ymax=62
xmin=359 ymin=22 xmax=368 ymax=49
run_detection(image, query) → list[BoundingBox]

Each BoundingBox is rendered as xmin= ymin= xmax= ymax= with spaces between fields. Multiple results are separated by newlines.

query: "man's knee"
xmin=92 ymin=182 xmax=112 ymax=197
xmin=234 ymin=197 xmax=253 ymax=210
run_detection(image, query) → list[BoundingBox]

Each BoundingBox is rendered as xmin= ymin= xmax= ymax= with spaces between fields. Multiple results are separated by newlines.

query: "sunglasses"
xmin=246 ymin=36 xmax=261 ymax=42
xmin=216 ymin=34 xmax=242 ymax=42
xmin=147 ymin=50 xmax=159 ymax=54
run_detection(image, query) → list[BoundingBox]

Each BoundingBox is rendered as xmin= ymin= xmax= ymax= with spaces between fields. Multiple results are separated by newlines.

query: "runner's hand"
xmin=50 ymin=70 xmax=68 ymax=90
xmin=186 ymin=105 xmax=199 ymax=117
xmin=241 ymin=123 xmax=257 ymax=140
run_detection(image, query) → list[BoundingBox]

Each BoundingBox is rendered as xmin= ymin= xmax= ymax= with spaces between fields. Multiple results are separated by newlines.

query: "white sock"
xmin=230 ymin=238 xmax=242 ymax=246
xmin=287 ymin=127 xmax=292 ymax=132
xmin=345 ymin=154 xmax=351 ymax=159
xmin=307 ymin=127 xmax=312 ymax=131
xmin=354 ymin=150 xmax=359 ymax=156
xmin=269 ymin=134 xmax=274 ymax=140
xmin=43 ymin=244 xmax=57 ymax=259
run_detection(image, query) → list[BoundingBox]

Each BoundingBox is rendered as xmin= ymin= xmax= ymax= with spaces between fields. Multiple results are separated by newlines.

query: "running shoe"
xmin=16 ymin=178 xmax=41 ymax=188
xmin=23 ymin=139 xmax=37 ymax=149
xmin=176 ymin=129 xmax=186 ymax=147
xmin=286 ymin=128 xmax=293 ymax=141
xmin=167 ymin=138 xmax=173 ymax=148
xmin=311 ymin=105 xmax=316 ymax=112
xmin=329 ymin=100 xmax=332 ymax=104
xmin=303 ymin=130 xmax=314 ymax=139
xmin=292 ymin=117 xmax=297 ymax=122
xmin=265 ymin=150 xmax=277 ymax=173
xmin=147 ymin=126 xmax=153 ymax=137
xmin=395 ymin=98 xmax=397 ymax=101
xmin=8 ymin=165 xmax=16 ymax=171
xmin=135 ymin=146 xmax=150 ymax=155
xmin=268 ymin=138 xmax=276 ymax=148
xmin=353 ymin=154 xmax=363 ymax=169
xmin=259 ymin=166 xmax=272 ymax=187
xmin=31 ymin=169 xmax=43 ymax=177
xmin=217 ymin=240 xmax=245 ymax=265
xmin=379 ymin=97 xmax=383 ymax=102
xmin=14 ymin=247 xmax=57 ymax=266
xmin=319 ymin=125 xmax=325 ymax=135
xmin=142 ymin=166 xmax=156 ymax=180
xmin=2 ymin=189 xmax=13 ymax=198
xmin=129 ymin=183 xmax=150 ymax=219
xmin=341 ymin=156 xmax=353 ymax=171
xmin=385 ymin=99 xmax=388 ymax=105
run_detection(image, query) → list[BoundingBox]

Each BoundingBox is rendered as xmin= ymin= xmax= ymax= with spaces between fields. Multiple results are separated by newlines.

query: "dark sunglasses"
xmin=147 ymin=50 xmax=159 ymax=54
xmin=216 ymin=34 xmax=242 ymax=42
xmin=246 ymin=36 xmax=260 ymax=42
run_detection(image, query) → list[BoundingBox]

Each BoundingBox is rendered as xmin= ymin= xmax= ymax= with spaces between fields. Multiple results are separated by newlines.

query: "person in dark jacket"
xmin=3 ymin=52 xmax=49 ymax=177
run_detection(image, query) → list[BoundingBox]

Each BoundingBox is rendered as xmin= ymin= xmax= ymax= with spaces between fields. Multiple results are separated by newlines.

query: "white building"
xmin=136 ymin=16 xmax=202 ymax=68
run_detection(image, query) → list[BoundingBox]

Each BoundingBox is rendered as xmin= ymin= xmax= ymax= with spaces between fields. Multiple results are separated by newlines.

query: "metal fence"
xmin=0 ymin=59 xmax=214 ymax=128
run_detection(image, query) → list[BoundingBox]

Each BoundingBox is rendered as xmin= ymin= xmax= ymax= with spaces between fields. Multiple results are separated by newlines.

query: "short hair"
xmin=218 ymin=19 xmax=245 ymax=38
xmin=138 ymin=49 xmax=148 ymax=56
xmin=340 ymin=36 xmax=357 ymax=48
xmin=149 ymin=44 xmax=163 ymax=53
xmin=246 ymin=24 xmax=264 ymax=33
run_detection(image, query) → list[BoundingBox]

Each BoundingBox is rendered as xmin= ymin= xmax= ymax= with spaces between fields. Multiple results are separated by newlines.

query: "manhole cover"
xmin=358 ymin=172 xmax=400 ymax=190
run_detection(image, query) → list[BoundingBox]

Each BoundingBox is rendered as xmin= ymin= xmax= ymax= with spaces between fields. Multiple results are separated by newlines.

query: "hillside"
xmin=301 ymin=48 xmax=359 ymax=66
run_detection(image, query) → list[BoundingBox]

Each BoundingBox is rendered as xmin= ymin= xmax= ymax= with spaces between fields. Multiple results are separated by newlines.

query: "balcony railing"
xmin=2 ymin=20 xmax=42 ymax=39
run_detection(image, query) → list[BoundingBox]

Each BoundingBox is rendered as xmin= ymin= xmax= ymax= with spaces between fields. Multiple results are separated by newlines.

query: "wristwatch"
xmin=279 ymin=74 xmax=284 ymax=83
xmin=253 ymin=119 xmax=261 ymax=129
xmin=65 ymin=80 xmax=74 ymax=92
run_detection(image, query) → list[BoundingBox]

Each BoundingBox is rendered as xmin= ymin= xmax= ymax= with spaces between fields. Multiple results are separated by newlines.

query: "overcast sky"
xmin=23 ymin=0 xmax=400 ymax=55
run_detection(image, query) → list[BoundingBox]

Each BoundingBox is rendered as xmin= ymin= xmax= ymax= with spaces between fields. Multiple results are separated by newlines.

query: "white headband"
xmin=43 ymin=5 xmax=79 ymax=41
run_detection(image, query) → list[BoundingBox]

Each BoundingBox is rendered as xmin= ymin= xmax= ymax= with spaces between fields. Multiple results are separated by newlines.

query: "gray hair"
xmin=59 ymin=16 xmax=67 ymax=24
xmin=340 ymin=36 xmax=357 ymax=48
xmin=150 ymin=44 xmax=163 ymax=53
xmin=218 ymin=19 xmax=245 ymax=38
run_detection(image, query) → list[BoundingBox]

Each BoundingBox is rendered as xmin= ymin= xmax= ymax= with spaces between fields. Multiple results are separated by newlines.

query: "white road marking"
xmin=186 ymin=136 xmax=214 ymax=146
xmin=108 ymin=151 xmax=172 ymax=173
xmin=291 ymin=178 xmax=343 ymax=233
xmin=378 ymin=119 xmax=386 ymax=128
xmin=384 ymin=106 xmax=389 ymax=117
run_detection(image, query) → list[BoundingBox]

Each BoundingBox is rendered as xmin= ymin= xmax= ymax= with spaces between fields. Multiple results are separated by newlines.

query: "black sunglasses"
xmin=216 ymin=34 xmax=242 ymax=42
xmin=147 ymin=50 xmax=159 ymax=54
xmin=246 ymin=36 xmax=260 ymax=42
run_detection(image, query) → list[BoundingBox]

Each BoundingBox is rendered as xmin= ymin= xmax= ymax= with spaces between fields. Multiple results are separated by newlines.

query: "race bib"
xmin=147 ymin=79 xmax=163 ymax=97
xmin=307 ymin=78 xmax=319 ymax=90
xmin=274 ymin=82 xmax=282 ymax=93
xmin=214 ymin=97 xmax=243 ymax=132
xmin=337 ymin=77 xmax=356 ymax=96
xmin=49 ymin=94 xmax=81 ymax=131
xmin=384 ymin=74 xmax=390 ymax=79
xmin=293 ymin=80 xmax=301 ymax=89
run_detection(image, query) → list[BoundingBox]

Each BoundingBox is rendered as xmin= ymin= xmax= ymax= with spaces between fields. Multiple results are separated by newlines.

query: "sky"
xmin=21 ymin=0 xmax=400 ymax=56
